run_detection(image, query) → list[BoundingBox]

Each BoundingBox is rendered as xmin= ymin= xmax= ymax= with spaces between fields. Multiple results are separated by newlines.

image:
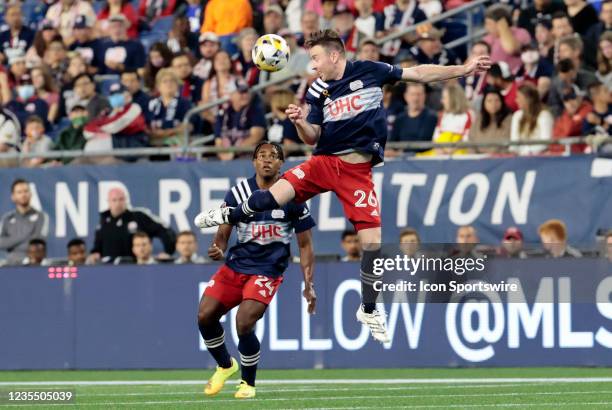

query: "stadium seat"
xmin=149 ymin=16 xmax=174 ymax=35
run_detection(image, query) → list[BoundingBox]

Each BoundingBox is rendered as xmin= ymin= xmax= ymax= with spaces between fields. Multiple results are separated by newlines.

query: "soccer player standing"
xmin=196 ymin=30 xmax=491 ymax=343
xmin=197 ymin=141 xmax=316 ymax=399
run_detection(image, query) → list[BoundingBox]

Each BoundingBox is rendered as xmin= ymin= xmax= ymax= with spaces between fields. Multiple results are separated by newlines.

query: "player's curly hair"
xmin=305 ymin=29 xmax=345 ymax=55
xmin=253 ymin=141 xmax=285 ymax=162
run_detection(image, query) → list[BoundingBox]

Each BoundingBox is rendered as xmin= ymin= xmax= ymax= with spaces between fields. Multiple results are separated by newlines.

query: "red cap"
xmin=503 ymin=227 xmax=523 ymax=241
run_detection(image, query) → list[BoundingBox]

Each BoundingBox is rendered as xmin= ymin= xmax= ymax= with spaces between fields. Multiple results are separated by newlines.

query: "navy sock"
xmin=238 ymin=331 xmax=260 ymax=386
xmin=229 ymin=190 xmax=279 ymax=224
xmin=199 ymin=321 xmax=232 ymax=369
xmin=360 ymin=248 xmax=381 ymax=314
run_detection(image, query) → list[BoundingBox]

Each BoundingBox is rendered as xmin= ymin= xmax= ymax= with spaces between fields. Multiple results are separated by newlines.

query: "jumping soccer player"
xmin=197 ymin=141 xmax=316 ymax=399
xmin=196 ymin=30 xmax=491 ymax=343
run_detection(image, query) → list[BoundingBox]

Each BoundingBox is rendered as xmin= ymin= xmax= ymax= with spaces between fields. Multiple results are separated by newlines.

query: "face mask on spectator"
xmin=17 ymin=85 xmax=35 ymax=100
xmin=109 ymin=93 xmax=125 ymax=109
xmin=71 ymin=116 xmax=88 ymax=128
xmin=521 ymin=51 xmax=539 ymax=65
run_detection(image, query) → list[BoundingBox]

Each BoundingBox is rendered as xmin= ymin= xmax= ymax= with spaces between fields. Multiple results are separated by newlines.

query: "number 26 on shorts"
xmin=353 ymin=190 xmax=378 ymax=208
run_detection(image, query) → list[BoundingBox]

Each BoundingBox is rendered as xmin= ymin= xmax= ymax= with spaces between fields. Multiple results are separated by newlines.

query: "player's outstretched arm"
xmin=401 ymin=55 xmax=492 ymax=83
xmin=286 ymin=104 xmax=321 ymax=146
xmin=297 ymin=229 xmax=316 ymax=314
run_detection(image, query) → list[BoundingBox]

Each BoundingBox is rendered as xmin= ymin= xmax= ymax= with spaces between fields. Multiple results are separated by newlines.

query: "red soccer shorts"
xmin=282 ymin=155 xmax=381 ymax=231
xmin=203 ymin=264 xmax=283 ymax=309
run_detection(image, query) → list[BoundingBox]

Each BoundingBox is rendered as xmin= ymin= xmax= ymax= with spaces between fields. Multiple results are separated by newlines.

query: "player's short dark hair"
xmin=305 ymin=29 xmax=345 ymax=55
xmin=177 ymin=230 xmax=197 ymax=240
xmin=67 ymin=238 xmax=86 ymax=249
xmin=132 ymin=231 xmax=151 ymax=242
xmin=399 ymin=227 xmax=421 ymax=242
xmin=341 ymin=229 xmax=357 ymax=241
xmin=557 ymin=58 xmax=575 ymax=73
xmin=11 ymin=178 xmax=28 ymax=193
xmin=485 ymin=4 xmax=511 ymax=25
xmin=253 ymin=140 xmax=285 ymax=162
xmin=29 ymin=238 xmax=46 ymax=248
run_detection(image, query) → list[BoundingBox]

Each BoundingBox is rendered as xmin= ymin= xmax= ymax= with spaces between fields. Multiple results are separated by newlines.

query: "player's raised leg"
xmin=233 ymin=299 xmax=268 ymax=399
xmin=197 ymin=287 xmax=239 ymax=395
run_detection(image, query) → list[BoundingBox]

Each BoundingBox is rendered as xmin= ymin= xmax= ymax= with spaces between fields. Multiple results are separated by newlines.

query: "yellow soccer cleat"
xmin=234 ymin=380 xmax=256 ymax=399
xmin=204 ymin=357 xmax=239 ymax=396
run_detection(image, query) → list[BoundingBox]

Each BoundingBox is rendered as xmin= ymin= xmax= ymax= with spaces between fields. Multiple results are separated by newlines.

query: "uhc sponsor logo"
xmin=327 ymin=95 xmax=364 ymax=119
xmin=251 ymin=224 xmax=283 ymax=239
xmin=323 ymin=87 xmax=382 ymax=123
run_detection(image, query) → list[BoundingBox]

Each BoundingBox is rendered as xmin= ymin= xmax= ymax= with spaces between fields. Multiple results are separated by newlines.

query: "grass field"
xmin=1 ymin=368 xmax=612 ymax=409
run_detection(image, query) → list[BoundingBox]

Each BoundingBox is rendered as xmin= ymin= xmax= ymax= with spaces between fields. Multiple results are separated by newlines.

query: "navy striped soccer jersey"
xmin=222 ymin=176 xmax=316 ymax=278
xmin=305 ymin=60 xmax=403 ymax=165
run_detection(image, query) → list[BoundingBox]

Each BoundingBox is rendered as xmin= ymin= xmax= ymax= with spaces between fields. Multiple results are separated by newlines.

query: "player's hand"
xmin=463 ymin=55 xmax=491 ymax=76
xmin=208 ymin=243 xmax=224 ymax=261
xmin=285 ymin=104 xmax=304 ymax=123
xmin=303 ymin=283 xmax=316 ymax=315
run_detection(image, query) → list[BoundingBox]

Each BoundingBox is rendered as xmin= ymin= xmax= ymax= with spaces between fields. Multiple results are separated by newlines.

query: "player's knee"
xmin=235 ymin=311 xmax=259 ymax=335
xmin=197 ymin=305 xmax=217 ymax=328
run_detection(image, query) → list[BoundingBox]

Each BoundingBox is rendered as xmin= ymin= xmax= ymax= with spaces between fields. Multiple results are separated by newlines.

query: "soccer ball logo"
xmin=252 ymin=34 xmax=290 ymax=72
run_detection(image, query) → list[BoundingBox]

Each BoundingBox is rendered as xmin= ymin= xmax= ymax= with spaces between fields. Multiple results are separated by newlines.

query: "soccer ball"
xmin=252 ymin=34 xmax=290 ymax=72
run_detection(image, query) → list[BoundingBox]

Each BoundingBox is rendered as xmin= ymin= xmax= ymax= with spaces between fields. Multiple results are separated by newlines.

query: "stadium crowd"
xmin=0 ymin=0 xmax=609 ymax=166
xmin=0 ymin=0 xmax=610 ymax=265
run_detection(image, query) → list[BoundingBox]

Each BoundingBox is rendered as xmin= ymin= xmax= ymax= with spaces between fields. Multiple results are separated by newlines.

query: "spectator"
xmin=23 ymin=238 xmax=47 ymax=266
xmin=515 ymin=43 xmax=554 ymax=98
xmin=142 ymin=42 xmax=173 ymax=92
xmin=483 ymin=4 xmax=531 ymax=73
xmin=320 ymin=0 xmax=337 ymax=31
xmin=410 ymin=27 xmax=461 ymax=66
xmin=264 ymin=5 xmax=285 ymax=36
xmin=87 ymin=187 xmax=175 ymax=264
xmin=355 ymin=0 xmax=377 ymax=38
xmin=333 ymin=4 xmax=366 ymax=60
xmin=0 ymin=179 xmax=49 ymax=266
xmin=596 ymin=32 xmax=612 ymax=90
xmin=57 ymin=54 xmax=88 ymax=118
xmin=605 ymin=230 xmax=612 ymax=262
xmin=146 ymin=69 xmax=192 ymax=147
xmin=200 ymin=50 xmax=239 ymax=124
xmin=6 ymin=73 xmax=50 ymax=131
xmin=375 ymin=0 xmax=427 ymax=61
xmin=132 ymin=232 xmax=157 ymax=265
xmin=557 ymin=35 xmax=587 ymax=72
xmin=167 ymin=15 xmax=199 ymax=54
xmin=54 ymin=104 xmax=88 ymax=164
xmin=517 ymin=0 xmax=566 ymax=37
xmin=270 ymin=29 xmax=310 ymax=80
xmin=8 ymin=55 xmax=29 ymax=89
xmin=469 ymin=87 xmax=512 ymax=153
xmin=499 ymin=227 xmax=527 ymax=259
xmin=267 ymin=88 xmax=301 ymax=151
xmin=69 ymin=15 xmax=104 ymax=70
xmin=0 ymin=108 xmax=20 ymax=168
xmin=0 ymin=67 xmax=10 ymax=106
xmin=184 ymin=0 xmax=205 ymax=33
xmin=84 ymin=82 xmax=149 ymax=152
xmin=31 ymin=66 xmax=59 ymax=124
xmin=538 ymin=219 xmax=582 ymax=258
xmin=21 ymin=115 xmax=53 ymax=168
xmin=431 ymin=83 xmax=472 ymax=155
xmin=201 ymin=0 xmax=253 ymax=55
xmin=120 ymin=69 xmax=150 ymax=112
xmin=97 ymin=0 xmax=139 ymax=39
xmin=583 ymin=81 xmax=612 ymax=136
xmin=233 ymin=28 xmax=260 ymax=87
xmin=357 ymin=38 xmax=381 ymax=62
xmin=340 ymin=229 xmax=361 ymax=261
xmin=399 ymin=227 xmax=420 ymax=257
xmin=0 ymin=4 xmax=35 ymax=66
xmin=298 ymin=10 xmax=320 ymax=47
xmin=454 ymin=225 xmax=484 ymax=258
xmin=43 ymin=38 xmax=68 ymax=85
xmin=462 ymin=41 xmax=491 ymax=102
xmin=487 ymin=62 xmax=520 ymax=112
xmin=193 ymin=32 xmax=220 ymax=81
xmin=548 ymin=58 xmax=597 ymax=117
xmin=418 ymin=0 xmax=442 ymax=19
xmin=24 ymin=20 xmax=60 ymax=68
xmin=71 ymin=73 xmax=111 ymax=120
xmin=45 ymin=0 xmax=96 ymax=45
xmin=67 ymin=238 xmax=87 ymax=265
xmin=535 ymin=18 xmax=555 ymax=65
xmin=98 ymin=14 xmax=146 ymax=75
xmin=138 ymin=0 xmax=176 ymax=24
xmin=214 ymin=80 xmax=266 ymax=161
xmin=510 ymin=83 xmax=553 ymax=155
xmin=174 ymin=231 xmax=207 ymax=264
xmin=552 ymin=85 xmax=591 ymax=152
xmin=584 ymin=0 xmax=612 ymax=70
xmin=171 ymin=52 xmax=202 ymax=104
xmin=564 ymin=0 xmax=599 ymax=37
xmin=389 ymin=83 xmax=437 ymax=153
xmin=551 ymin=12 xmax=575 ymax=43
